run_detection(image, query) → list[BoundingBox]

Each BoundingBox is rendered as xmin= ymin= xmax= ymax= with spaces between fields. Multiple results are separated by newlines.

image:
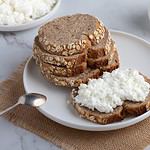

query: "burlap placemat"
xmin=0 ymin=63 xmax=150 ymax=150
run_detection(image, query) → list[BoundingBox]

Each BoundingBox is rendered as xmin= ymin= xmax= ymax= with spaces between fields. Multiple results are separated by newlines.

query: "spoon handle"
xmin=0 ymin=102 xmax=20 ymax=116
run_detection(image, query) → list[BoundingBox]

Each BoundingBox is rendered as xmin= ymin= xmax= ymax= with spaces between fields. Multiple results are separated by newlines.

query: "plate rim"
xmin=23 ymin=30 xmax=150 ymax=131
xmin=0 ymin=0 xmax=61 ymax=32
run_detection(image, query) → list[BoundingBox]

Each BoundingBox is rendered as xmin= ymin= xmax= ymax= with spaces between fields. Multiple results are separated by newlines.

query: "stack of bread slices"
xmin=33 ymin=14 xmax=119 ymax=87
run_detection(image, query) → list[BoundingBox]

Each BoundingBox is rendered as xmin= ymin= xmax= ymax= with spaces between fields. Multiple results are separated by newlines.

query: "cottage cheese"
xmin=0 ymin=0 xmax=57 ymax=25
xmin=75 ymin=69 xmax=150 ymax=113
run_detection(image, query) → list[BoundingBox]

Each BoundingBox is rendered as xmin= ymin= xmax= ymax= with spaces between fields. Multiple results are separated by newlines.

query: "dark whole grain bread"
xmin=38 ymin=49 xmax=120 ymax=87
xmin=41 ymin=68 xmax=102 ymax=87
xmin=33 ymin=39 xmax=87 ymax=68
xmin=87 ymin=27 xmax=112 ymax=59
xmin=37 ymin=14 xmax=105 ymax=56
xmin=71 ymin=89 xmax=125 ymax=124
xmin=87 ymin=41 xmax=116 ymax=68
xmin=100 ymin=50 xmax=120 ymax=72
xmin=39 ymin=61 xmax=87 ymax=77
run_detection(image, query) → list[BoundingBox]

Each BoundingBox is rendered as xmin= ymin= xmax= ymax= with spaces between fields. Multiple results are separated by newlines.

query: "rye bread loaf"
xmin=71 ymin=89 xmax=125 ymax=124
xmin=39 ymin=49 xmax=119 ymax=87
xmin=39 ymin=62 xmax=87 ymax=77
xmin=87 ymin=40 xmax=116 ymax=68
xmin=37 ymin=14 xmax=105 ymax=56
xmin=71 ymin=76 xmax=150 ymax=124
xmin=33 ymin=39 xmax=87 ymax=68
xmin=87 ymin=27 xmax=112 ymax=59
xmin=100 ymin=50 xmax=119 ymax=72
xmin=41 ymin=68 xmax=102 ymax=87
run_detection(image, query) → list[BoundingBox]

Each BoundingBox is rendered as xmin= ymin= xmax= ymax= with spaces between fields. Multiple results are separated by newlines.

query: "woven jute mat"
xmin=0 ymin=63 xmax=150 ymax=150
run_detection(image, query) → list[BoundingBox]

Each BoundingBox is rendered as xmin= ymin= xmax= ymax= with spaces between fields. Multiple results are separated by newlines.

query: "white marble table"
xmin=0 ymin=0 xmax=150 ymax=149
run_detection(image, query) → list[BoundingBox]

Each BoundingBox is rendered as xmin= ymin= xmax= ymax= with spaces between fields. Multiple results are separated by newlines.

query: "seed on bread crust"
xmin=87 ymin=27 xmax=113 ymax=59
xmin=33 ymin=41 xmax=87 ymax=68
xmin=39 ymin=61 xmax=87 ymax=77
xmin=40 ymin=68 xmax=102 ymax=87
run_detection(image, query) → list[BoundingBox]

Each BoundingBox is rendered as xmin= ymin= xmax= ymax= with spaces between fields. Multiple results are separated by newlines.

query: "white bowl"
xmin=0 ymin=0 xmax=61 ymax=32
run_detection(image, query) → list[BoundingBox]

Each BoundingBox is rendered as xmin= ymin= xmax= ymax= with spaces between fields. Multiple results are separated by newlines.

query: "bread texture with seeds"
xmin=39 ymin=62 xmax=87 ymax=77
xmin=100 ymin=50 xmax=120 ymax=71
xmin=87 ymin=27 xmax=112 ymax=59
xmin=41 ymin=68 xmax=102 ymax=87
xmin=87 ymin=40 xmax=116 ymax=68
xmin=39 ymin=53 xmax=119 ymax=87
xmin=37 ymin=14 xmax=105 ymax=56
xmin=33 ymin=38 xmax=87 ymax=68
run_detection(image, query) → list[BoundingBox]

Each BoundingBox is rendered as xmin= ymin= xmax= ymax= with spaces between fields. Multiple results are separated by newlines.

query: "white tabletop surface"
xmin=0 ymin=0 xmax=150 ymax=150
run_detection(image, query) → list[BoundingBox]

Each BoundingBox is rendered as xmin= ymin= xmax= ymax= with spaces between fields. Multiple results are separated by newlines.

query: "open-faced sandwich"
xmin=71 ymin=69 xmax=150 ymax=124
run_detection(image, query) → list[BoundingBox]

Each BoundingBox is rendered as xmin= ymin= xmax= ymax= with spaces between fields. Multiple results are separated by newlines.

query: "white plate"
xmin=0 ymin=0 xmax=61 ymax=32
xmin=23 ymin=30 xmax=150 ymax=131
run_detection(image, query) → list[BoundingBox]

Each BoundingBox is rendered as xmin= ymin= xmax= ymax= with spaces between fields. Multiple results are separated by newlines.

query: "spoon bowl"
xmin=19 ymin=93 xmax=47 ymax=107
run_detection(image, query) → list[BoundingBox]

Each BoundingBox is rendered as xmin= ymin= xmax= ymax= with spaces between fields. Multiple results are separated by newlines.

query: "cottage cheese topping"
xmin=75 ymin=69 xmax=150 ymax=113
xmin=0 ymin=0 xmax=57 ymax=25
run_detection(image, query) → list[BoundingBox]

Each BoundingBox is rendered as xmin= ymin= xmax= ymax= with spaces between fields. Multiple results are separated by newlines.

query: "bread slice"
xmin=87 ymin=27 xmax=112 ymax=59
xmin=41 ymin=68 xmax=102 ymax=87
xmin=37 ymin=14 xmax=105 ymax=56
xmin=87 ymin=41 xmax=116 ymax=68
xmin=71 ymin=89 xmax=125 ymax=124
xmin=123 ymin=77 xmax=150 ymax=116
xmin=39 ymin=62 xmax=87 ymax=77
xmin=71 ymin=76 xmax=150 ymax=124
xmin=33 ymin=39 xmax=87 ymax=68
xmin=100 ymin=49 xmax=119 ymax=71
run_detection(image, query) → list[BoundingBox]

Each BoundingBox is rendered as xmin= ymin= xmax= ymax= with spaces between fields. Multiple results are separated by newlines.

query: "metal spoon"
xmin=0 ymin=93 xmax=47 ymax=116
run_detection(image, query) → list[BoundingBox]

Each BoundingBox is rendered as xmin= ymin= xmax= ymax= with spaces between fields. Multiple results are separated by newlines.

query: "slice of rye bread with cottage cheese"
xmin=87 ymin=40 xmax=116 ymax=68
xmin=87 ymin=27 xmax=112 ymax=59
xmin=39 ymin=51 xmax=120 ymax=87
xmin=37 ymin=14 xmax=105 ymax=56
xmin=33 ymin=37 xmax=87 ymax=68
xmin=71 ymin=76 xmax=150 ymax=124
xmin=123 ymin=77 xmax=150 ymax=116
xmin=39 ymin=61 xmax=87 ymax=77
xmin=71 ymin=89 xmax=125 ymax=124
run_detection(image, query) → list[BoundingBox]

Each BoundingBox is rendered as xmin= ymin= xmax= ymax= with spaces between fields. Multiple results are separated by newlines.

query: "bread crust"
xmin=39 ymin=61 xmax=87 ymax=77
xmin=41 ymin=68 xmax=102 ymax=87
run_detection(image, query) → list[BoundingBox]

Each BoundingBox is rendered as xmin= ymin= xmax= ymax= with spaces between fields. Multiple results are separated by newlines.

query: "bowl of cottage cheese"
xmin=0 ymin=0 xmax=61 ymax=31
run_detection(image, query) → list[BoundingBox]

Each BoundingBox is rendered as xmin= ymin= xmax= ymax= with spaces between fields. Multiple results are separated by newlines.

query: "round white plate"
xmin=0 ymin=0 xmax=61 ymax=32
xmin=23 ymin=30 xmax=150 ymax=131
